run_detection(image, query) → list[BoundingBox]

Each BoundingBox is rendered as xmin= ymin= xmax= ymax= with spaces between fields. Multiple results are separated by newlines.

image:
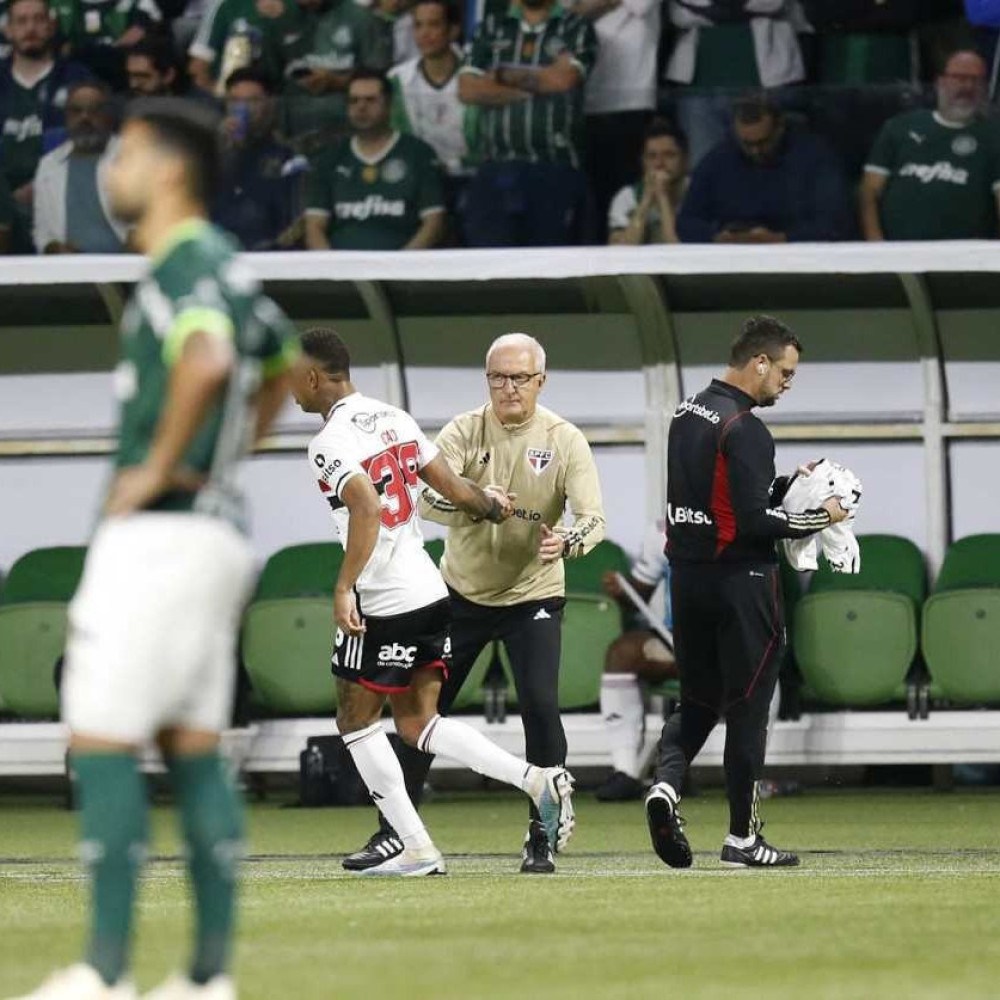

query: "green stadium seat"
xmin=558 ymin=593 xmax=621 ymax=710
xmin=424 ymin=538 xmax=445 ymax=567
xmin=922 ymin=535 xmax=1000 ymax=704
xmin=242 ymin=544 xmax=343 ymax=715
xmin=252 ymin=542 xmax=343 ymax=600
xmin=793 ymin=535 xmax=925 ymax=708
xmin=0 ymin=546 xmax=87 ymax=718
xmin=563 ymin=540 xmax=630 ymax=594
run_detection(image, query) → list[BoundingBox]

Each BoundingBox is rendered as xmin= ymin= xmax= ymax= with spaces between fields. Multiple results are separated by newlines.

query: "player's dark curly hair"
xmin=125 ymin=97 xmax=221 ymax=203
xmin=729 ymin=315 xmax=802 ymax=367
xmin=301 ymin=327 xmax=351 ymax=377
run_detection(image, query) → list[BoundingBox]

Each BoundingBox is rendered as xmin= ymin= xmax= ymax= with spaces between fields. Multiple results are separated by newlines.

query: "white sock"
xmin=600 ymin=674 xmax=644 ymax=778
xmin=417 ymin=715 xmax=533 ymax=792
xmin=724 ymin=833 xmax=757 ymax=849
xmin=652 ymin=781 xmax=680 ymax=804
xmin=343 ymin=723 xmax=433 ymax=852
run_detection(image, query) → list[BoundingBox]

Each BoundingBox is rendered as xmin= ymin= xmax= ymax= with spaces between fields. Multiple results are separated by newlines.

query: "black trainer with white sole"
xmin=342 ymin=830 xmax=404 ymax=872
xmin=645 ymin=784 xmax=692 ymax=869
xmin=720 ymin=836 xmax=799 ymax=868
xmin=519 ymin=820 xmax=555 ymax=874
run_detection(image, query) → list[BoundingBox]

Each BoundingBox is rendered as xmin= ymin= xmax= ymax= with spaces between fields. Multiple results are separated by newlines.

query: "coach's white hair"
xmin=485 ymin=333 xmax=547 ymax=372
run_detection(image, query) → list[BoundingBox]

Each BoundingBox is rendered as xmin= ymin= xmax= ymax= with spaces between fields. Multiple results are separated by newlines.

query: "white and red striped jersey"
xmin=308 ymin=392 xmax=447 ymax=616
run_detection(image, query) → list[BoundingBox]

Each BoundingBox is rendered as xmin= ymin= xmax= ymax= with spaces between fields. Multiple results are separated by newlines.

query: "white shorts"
xmin=63 ymin=513 xmax=255 ymax=744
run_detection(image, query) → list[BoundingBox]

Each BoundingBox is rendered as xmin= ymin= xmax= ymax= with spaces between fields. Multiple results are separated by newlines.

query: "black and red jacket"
xmin=665 ymin=380 xmax=831 ymax=565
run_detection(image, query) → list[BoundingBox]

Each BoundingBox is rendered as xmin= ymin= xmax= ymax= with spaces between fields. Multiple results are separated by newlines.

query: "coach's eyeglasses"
xmin=486 ymin=372 xmax=542 ymax=389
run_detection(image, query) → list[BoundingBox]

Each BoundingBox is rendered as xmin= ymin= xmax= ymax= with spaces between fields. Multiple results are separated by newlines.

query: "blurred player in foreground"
xmin=291 ymin=327 xmax=575 ymax=877
xmin=11 ymin=99 xmax=297 ymax=1000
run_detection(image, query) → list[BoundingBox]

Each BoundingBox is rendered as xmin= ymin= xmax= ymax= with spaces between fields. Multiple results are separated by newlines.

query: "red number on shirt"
xmin=364 ymin=441 xmax=422 ymax=530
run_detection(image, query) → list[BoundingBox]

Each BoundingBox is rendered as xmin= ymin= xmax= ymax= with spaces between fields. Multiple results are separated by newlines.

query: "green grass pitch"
xmin=2 ymin=788 xmax=999 ymax=999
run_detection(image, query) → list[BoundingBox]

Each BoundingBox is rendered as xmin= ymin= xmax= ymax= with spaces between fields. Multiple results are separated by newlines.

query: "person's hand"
xmin=484 ymin=485 xmax=516 ymax=520
xmin=796 ymin=460 xmax=820 ymax=478
xmin=713 ymin=228 xmax=742 ymax=244
xmin=104 ymin=464 xmax=170 ymax=517
xmin=743 ymin=226 xmax=787 ymax=244
xmin=649 ymin=169 xmax=670 ymax=201
xmin=538 ymin=524 xmax=565 ymax=563
xmin=13 ymin=182 xmax=33 ymax=207
xmin=256 ymin=0 xmax=286 ymax=18
xmin=115 ymin=25 xmax=145 ymax=47
xmin=822 ymin=496 xmax=849 ymax=525
xmin=334 ymin=587 xmax=365 ymax=636
xmin=602 ymin=569 xmax=624 ymax=598
xmin=299 ymin=69 xmax=337 ymax=95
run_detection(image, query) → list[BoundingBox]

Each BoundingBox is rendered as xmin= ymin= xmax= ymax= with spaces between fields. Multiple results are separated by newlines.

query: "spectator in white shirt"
xmin=608 ymin=118 xmax=687 ymax=245
xmin=570 ymin=0 xmax=659 ymax=241
xmin=389 ymin=0 xmax=471 ymax=178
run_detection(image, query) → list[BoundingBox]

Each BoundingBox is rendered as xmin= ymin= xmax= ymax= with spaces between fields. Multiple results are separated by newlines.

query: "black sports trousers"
xmin=654 ymin=560 xmax=785 ymax=838
xmin=382 ymin=587 xmax=567 ymax=831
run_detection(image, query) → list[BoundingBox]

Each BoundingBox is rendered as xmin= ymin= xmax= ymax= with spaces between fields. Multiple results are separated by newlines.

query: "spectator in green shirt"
xmin=305 ymin=68 xmax=446 ymax=249
xmin=0 ymin=170 xmax=14 ymax=252
xmin=188 ymin=0 xmax=300 ymax=94
xmin=860 ymin=49 xmax=1000 ymax=240
xmin=278 ymin=0 xmax=390 ymax=151
xmin=458 ymin=0 xmax=597 ymax=246
xmin=60 ymin=0 xmax=163 ymax=90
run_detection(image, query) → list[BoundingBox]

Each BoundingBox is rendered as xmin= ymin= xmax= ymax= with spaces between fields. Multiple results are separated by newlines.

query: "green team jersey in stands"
xmin=62 ymin=0 xmax=162 ymax=49
xmin=280 ymin=0 xmax=389 ymax=142
xmin=115 ymin=218 xmax=296 ymax=528
xmin=462 ymin=3 xmax=596 ymax=168
xmin=189 ymin=0 xmax=300 ymax=82
xmin=305 ymin=131 xmax=444 ymax=249
xmin=866 ymin=109 xmax=1000 ymax=240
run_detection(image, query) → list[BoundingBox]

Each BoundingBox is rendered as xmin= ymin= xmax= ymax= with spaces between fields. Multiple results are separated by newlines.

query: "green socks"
xmin=169 ymin=753 xmax=245 ymax=985
xmin=73 ymin=752 xmax=148 ymax=987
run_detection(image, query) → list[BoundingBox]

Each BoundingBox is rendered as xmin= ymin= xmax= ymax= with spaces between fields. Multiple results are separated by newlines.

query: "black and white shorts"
xmin=331 ymin=598 xmax=451 ymax=694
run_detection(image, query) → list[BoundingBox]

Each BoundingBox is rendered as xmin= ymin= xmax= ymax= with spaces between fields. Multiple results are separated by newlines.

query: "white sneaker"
xmin=527 ymin=766 xmax=576 ymax=853
xmin=7 ymin=964 xmax=136 ymax=1000
xmin=356 ymin=845 xmax=447 ymax=877
xmin=142 ymin=975 xmax=235 ymax=1000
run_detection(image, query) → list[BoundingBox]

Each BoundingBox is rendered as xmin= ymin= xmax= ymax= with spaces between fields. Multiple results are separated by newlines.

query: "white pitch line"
xmin=3 ymin=866 xmax=1000 ymax=884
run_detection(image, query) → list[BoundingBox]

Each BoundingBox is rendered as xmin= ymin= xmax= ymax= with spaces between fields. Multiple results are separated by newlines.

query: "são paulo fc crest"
xmin=526 ymin=448 xmax=553 ymax=475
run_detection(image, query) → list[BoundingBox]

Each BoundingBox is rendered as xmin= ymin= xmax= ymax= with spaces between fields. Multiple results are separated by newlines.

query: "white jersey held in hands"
xmin=308 ymin=391 xmax=448 ymax=616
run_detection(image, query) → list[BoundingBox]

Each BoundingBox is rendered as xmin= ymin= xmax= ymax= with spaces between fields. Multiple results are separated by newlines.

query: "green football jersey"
xmin=462 ymin=3 xmax=596 ymax=168
xmin=115 ymin=219 xmax=297 ymax=528
xmin=63 ymin=0 xmax=161 ymax=50
xmin=0 ymin=167 xmax=14 ymax=229
xmin=189 ymin=0 xmax=300 ymax=83
xmin=305 ymin=131 xmax=444 ymax=249
xmin=280 ymin=0 xmax=389 ymax=142
xmin=866 ymin=109 xmax=1000 ymax=240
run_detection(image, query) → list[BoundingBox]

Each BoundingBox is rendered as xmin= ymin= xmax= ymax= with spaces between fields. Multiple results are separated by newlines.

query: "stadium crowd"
xmin=0 ymin=0 xmax=999 ymax=253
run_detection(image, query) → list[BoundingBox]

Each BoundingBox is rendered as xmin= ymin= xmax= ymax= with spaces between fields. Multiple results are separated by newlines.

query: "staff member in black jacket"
xmin=646 ymin=315 xmax=847 ymax=870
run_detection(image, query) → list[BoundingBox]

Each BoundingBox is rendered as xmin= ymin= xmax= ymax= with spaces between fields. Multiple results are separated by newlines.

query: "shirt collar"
xmin=710 ymin=378 xmax=757 ymax=409
xmin=151 ymin=217 xmax=211 ymax=269
xmin=506 ymin=1 xmax=565 ymax=25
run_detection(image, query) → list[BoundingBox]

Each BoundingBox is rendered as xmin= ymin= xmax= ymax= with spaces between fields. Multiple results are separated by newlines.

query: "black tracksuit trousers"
xmin=654 ymin=560 xmax=785 ymax=838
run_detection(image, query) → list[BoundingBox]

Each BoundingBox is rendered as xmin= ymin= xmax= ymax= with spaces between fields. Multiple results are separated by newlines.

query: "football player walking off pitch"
xmin=344 ymin=332 xmax=606 ymax=875
xmin=290 ymin=328 xmax=576 ymax=877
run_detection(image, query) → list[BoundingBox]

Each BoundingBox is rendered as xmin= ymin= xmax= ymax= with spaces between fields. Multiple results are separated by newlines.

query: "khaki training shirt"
xmin=419 ymin=404 xmax=606 ymax=606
